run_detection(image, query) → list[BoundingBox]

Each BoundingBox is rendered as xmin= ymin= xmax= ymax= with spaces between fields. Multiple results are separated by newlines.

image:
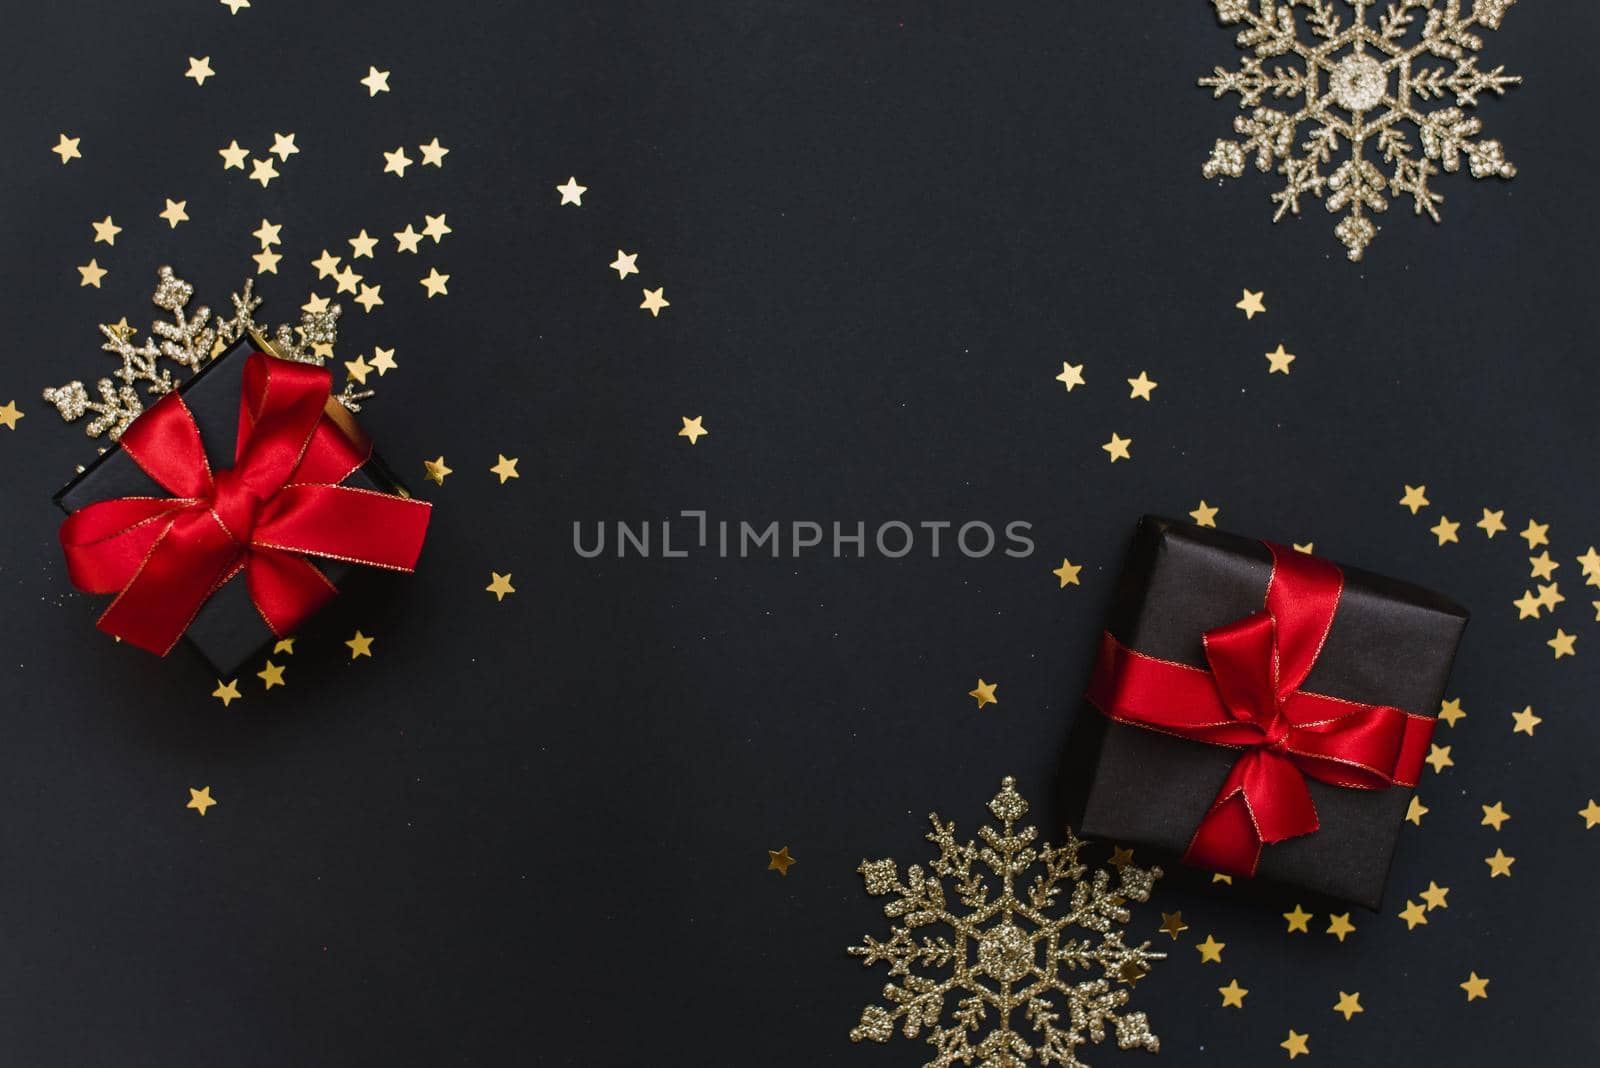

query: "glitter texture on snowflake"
xmin=848 ymin=777 xmax=1164 ymax=1068
xmin=1199 ymin=0 xmax=1522 ymax=261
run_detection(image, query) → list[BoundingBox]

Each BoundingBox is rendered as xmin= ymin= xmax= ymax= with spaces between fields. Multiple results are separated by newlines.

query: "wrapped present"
xmin=1071 ymin=516 xmax=1467 ymax=909
xmin=53 ymin=336 xmax=431 ymax=675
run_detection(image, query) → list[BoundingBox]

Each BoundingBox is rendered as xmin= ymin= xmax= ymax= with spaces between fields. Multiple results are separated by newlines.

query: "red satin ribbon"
xmin=1085 ymin=542 xmax=1434 ymax=876
xmin=59 ymin=353 xmax=432 ymax=656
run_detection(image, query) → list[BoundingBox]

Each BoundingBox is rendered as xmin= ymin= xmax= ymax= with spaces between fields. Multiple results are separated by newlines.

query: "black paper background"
xmin=2 ymin=2 xmax=1597 ymax=1065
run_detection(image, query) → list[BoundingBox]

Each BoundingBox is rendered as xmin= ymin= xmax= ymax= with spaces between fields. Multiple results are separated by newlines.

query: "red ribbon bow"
xmin=1085 ymin=542 xmax=1434 ymax=876
xmin=60 ymin=352 xmax=432 ymax=656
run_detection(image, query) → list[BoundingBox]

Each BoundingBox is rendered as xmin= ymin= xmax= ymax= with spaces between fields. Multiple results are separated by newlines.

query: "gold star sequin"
xmin=273 ymin=637 xmax=296 ymax=655
xmin=1578 ymin=799 xmax=1600 ymax=830
xmin=556 ymin=176 xmax=587 ymax=205
xmin=1548 ymin=628 xmax=1576 ymax=659
xmin=360 ymin=65 xmax=391 ymax=96
xmin=251 ymin=249 xmax=281 ymax=275
xmin=1052 ymin=559 xmax=1082 ymax=587
xmin=1460 ymin=973 xmax=1489 ymax=1001
xmin=1219 ymin=979 xmax=1248 ymax=1008
xmin=968 ymin=679 xmax=998 ymax=709
xmin=420 ymin=269 xmax=450 ymax=298
xmin=1398 ymin=899 xmax=1428 ymax=929
xmin=1293 ymin=542 xmax=1314 ymax=553
xmin=1190 ymin=501 xmax=1220 ymax=528
xmin=1281 ymin=1031 xmax=1309 ymax=1059
xmin=248 ymin=156 xmax=279 ymax=186
xmin=610 ymin=250 xmax=639 ymax=278
xmin=1326 ymin=913 xmax=1355 ymax=941
xmin=158 ymin=199 xmax=189 ymax=228
xmin=767 ymin=846 xmax=796 ymax=876
xmin=394 ymin=225 xmax=423 ymax=253
xmin=1195 ymin=934 xmax=1224 ymax=963
xmin=422 ymin=214 xmax=452 ymax=243
xmin=486 ymin=572 xmax=515 ymax=601
xmin=303 ymin=293 xmax=331 ymax=314
xmin=1529 ymin=551 xmax=1559 ymax=580
xmin=1405 ymin=795 xmax=1429 ymax=825
xmin=184 ymin=56 xmax=215 ymax=85
xmin=370 ymin=347 xmax=397 ymax=375
xmin=344 ymin=356 xmax=372 ymax=385
xmin=1102 ymin=433 xmax=1132 ymax=463
xmin=677 ymin=416 xmax=707 ymax=444
xmin=212 ymin=679 xmax=241 ymax=707
xmin=1511 ymin=705 xmax=1542 ymax=735
xmin=219 ymin=140 xmax=249 ymax=169
xmin=1054 ymin=361 xmax=1086 ymax=391
xmin=1332 ymin=992 xmax=1363 ymax=1021
xmin=1420 ymin=881 xmax=1450 ymax=910
xmin=418 ymin=137 xmax=449 ymax=166
xmin=382 ymin=146 xmax=413 ymax=176
xmin=1429 ymin=516 xmax=1460 ymax=545
xmin=1283 ymin=904 xmax=1312 ymax=933
xmin=186 ymin=787 xmax=217 ymax=815
xmin=1211 ymin=873 xmax=1232 ymax=885
xmin=1158 ymin=911 xmax=1188 ymax=939
xmin=1480 ymin=801 xmax=1510 ymax=831
xmin=311 ymin=249 xmax=342 ymax=278
xmin=252 ymin=218 xmax=282 ymax=246
xmin=52 ymin=133 xmax=81 ymax=163
xmin=1484 ymin=849 xmax=1515 ymax=878
xmin=1399 ymin=484 xmax=1430 ymax=514
xmin=348 ymin=230 xmax=378 ymax=258
xmin=91 ymin=215 xmax=121 ymax=245
xmin=0 ymin=401 xmax=23 ymax=430
xmin=423 ymin=456 xmax=452 ymax=485
xmin=1424 ymin=744 xmax=1453 ymax=774
xmin=354 ymin=283 xmax=384 ymax=313
xmin=640 ymin=288 xmax=670 ymax=316
xmin=490 ymin=455 xmax=520 ymax=483
xmin=1578 ymin=546 xmax=1600 ymax=579
xmin=1265 ymin=344 xmax=1295 ymax=374
xmin=1476 ymin=508 xmax=1506 ymax=537
xmin=345 ymin=631 xmax=374 ymax=659
xmin=1437 ymin=698 xmax=1465 ymax=727
xmin=1537 ymin=582 xmax=1565 ymax=610
xmin=221 ymin=0 xmax=249 ymax=13
xmin=1236 ymin=289 xmax=1266 ymax=318
xmin=333 ymin=265 xmax=363 ymax=294
xmin=1108 ymin=846 xmax=1135 ymax=870
xmin=1127 ymin=371 xmax=1158 ymax=400
xmin=77 ymin=259 xmax=107 ymax=288
xmin=257 ymin=661 xmax=285 ymax=689
xmin=270 ymin=132 xmax=299 ymax=160
xmin=1520 ymin=519 xmax=1549 ymax=548
xmin=1513 ymin=590 xmax=1544 ymax=620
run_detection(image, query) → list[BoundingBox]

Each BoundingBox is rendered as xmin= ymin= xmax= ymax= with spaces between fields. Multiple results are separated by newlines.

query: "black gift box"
xmin=53 ymin=338 xmax=408 ymax=677
xmin=1067 ymin=516 xmax=1468 ymax=909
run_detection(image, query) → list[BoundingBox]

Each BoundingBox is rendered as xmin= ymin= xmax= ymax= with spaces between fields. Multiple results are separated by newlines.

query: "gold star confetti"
xmin=1159 ymin=911 xmax=1188 ymax=939
xmin=486 ymin=572 xmax=516 ymax=601
xmin=1537 ymin=582 xmax=1565 ymax=610
xmin=270 ymin=132 xmax=298 ymax=161
xmin=0 ymin=401 xmax=23 ymax=430
xmin=1420 ymin=881 xmax=1450 ymax=910
xmin=344 ymin=356 xmax=372 ymax=385
xmin=1437 ymin=698 xmax=1465 ymax=727
xmin=675 ymin=415 xmax=707 ymax=444
xmin=257 ymin=661 xmax=285 ymax=689
xmin=311 ymin=249 xmax=342 ymax=278
xmin=1052 ymin=559 xmax=1082 ymax=588
xmin=1327 ymin=913 xmax=1356 ymax=941
xmin=185 ymin=56 xmax=215 ymax=85
xmin=394 ymin=225 xmax=423 ymax=253
xmin=251 ymin=249 xmax=281 ymax=275
xmin=556 ymin=176 xmax=587 ymax=205
xmin=1405 ymin=795 xmax=1429 ymax=825
xmin=1283 ymin=904 xmax=1312 ymax=933
xmin=360 ymin=65 xmax=391 ymax=96
xmin=346 ymin=631 xmax=374 ymax=659
xmin=1520 ymin=519 xmax=1549 ymax=548
xmin=1484 ymin=849 xmax=1515 ymax=878
xmin=1424 ymin=744 xmax=1453 ymax=774
xmin=490 ymin=455 xmax=520 ymax=483
xmin=1548 ymin=628 xmax=1577 ymax=659
xmin=1513 ymin=590 xmax=1544 ymax=620
xmin=1510 ymin=705 xmax=1542 ymax=736
xmin=968 ymin=679 xmax=998 ymax=709
xmin=219 ymin=140 xmax=249 ymax=169
xmin=767 ymin=845 xmax=796 ymax=876
xmin=1127 ymin=371 xmax=1158 ymax=400
xmin=1578 ymin=800 xmax=1600 ymax=830
xmin=420 ymin=268 xmax=450 ymax=298
xmin=1264 ymin=344 xmax=1295 ymax=374
xmin=370 ymin=347 xmax=397 ymax=375
xmin=52 ymin=133 xmax=81 ymax=164
xmin=1332 ymin=992 xmax=1363 ymax=1021
xmin=1578 ymin=546 xmax=1600 ymax=579
xmin=347 ymin=230 xmax=378 ymax=258
xmin=303 ymin=293 xmax=331 ymax=314
xmin=1054 ymin=361 xmax=1086 ymax=391
xmin=77 ymin=259 xmax=107 ymax=288
xmin=1429 ymin=516 xmax=1460 ymax=545
xmin=1236 ymin=289 xmax=1266 ymax=319
xmin=1481 ymin=801 xmax=1510 ymax=831
xmin=418 ymin=137 xmax=449 ymax=166
xmin=248 ymin=156 xmax=280 ymax=187
xmin=382 ymin=146 xmax=413 ymax=176
xmin=1189 ymin=501 xmax=1220 ymax=528
xmin=1398 ymin=899 xmax=1428 ymax=929
xmin=1195 ymin=934 xmax=1224 ymax=963
xmin=273 ymin=637 xmax=296 ymax=655
xmin=252 ymin=218 xmax=282 ymax=247
xmin=1281 ymin=1031 xmax=1309 ymax=1059
xmin=333 ymin=265 xmax=363 ymax=295
xmin=423 ymin=456 xmax=452 ymax=485
xmin=212 ymin=679 xmax=241 ymax=707
xmin=1399 ymin=484 xmax=1430 ymax=514
xmin=158 ymin=199 xmax=188 ymax=228
xmin=91 ymin=215 xmax=121 ymax=245
xmin=422 ymin=214 xmax=452 ymax=243
xmin=1293 ymin=542 xmax=1314 ymax=553
xmin=1108 ymin=846 xmax=1135 ymax=870
xmin=1475 ymin=508 xmax=1506 ymax=537
xmin=186 ymin=787 xmax=217 ymax=815
xmin=354 ymin=283 xmax=384 ymax=313
xmin=1219 ymin=979 xmax=1248 ymax=1008
xmin=610 ymin=250 xmax=639 ymax=278
xmin=1212 ymin=873 xmax=1233 ymax=885
xmin=1460 ymin=973 xmax=1489 ymax=1001
xmin=1529 ymin=551 xmax=1560 ymax=580
xmin=640 ymin=287 xmax=670 ymax=316
xmin=220 ymin=0 xmax=249 ymax=14
xmin=1102 ymin=432 xmax=1132 ymax=463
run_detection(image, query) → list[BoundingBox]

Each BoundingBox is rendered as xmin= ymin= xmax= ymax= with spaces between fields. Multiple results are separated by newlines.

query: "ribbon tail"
xmin=245 ymin=549 xmax=338 ymax=637
xmin=1183 ymin=750 xmax=1319 ymax=876
xmin=96 ymin=513 xmax=241 ymax=656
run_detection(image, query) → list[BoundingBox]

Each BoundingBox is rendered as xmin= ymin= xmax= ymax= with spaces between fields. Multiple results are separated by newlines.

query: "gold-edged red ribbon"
xmin=60 ymin=352 xmax=431 ymax=655
xmin=1085 ymin=542 xmax=1434 ymax=876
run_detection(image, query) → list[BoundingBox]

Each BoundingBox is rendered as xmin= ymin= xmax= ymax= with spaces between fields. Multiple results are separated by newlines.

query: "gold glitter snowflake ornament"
xmin=848 ymin=777 xmax=1164 ymax=1068
xmin=1199 ymin=0 xmax=1522 ymax=261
